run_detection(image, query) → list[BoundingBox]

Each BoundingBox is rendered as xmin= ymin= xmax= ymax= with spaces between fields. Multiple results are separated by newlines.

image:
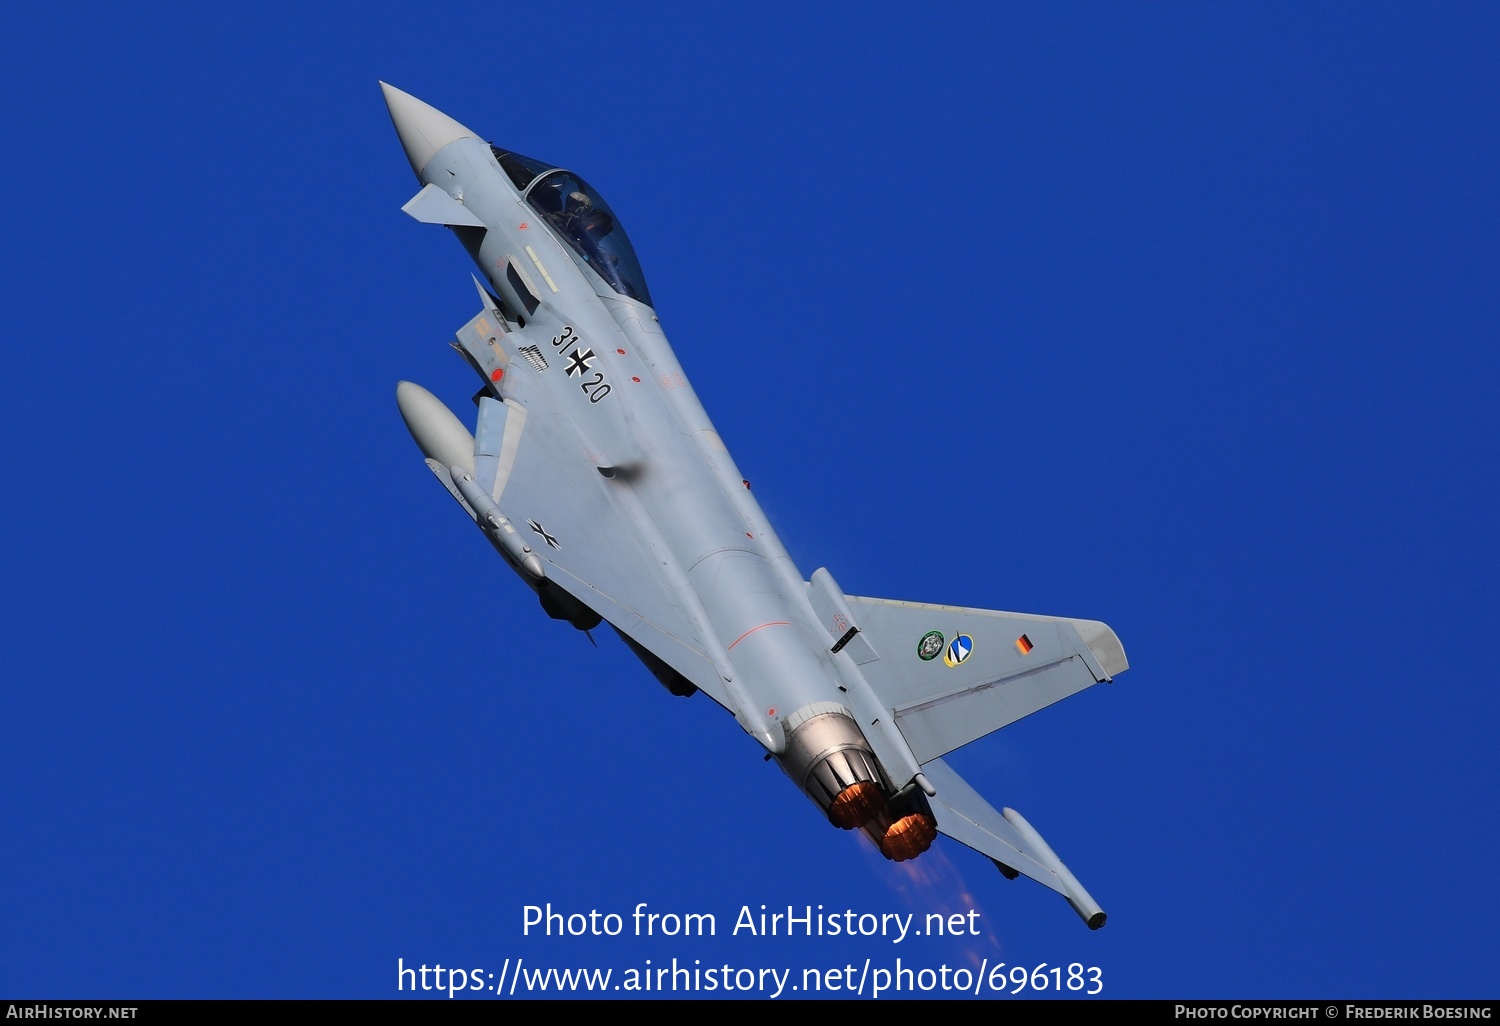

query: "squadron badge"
xmin=944 ymin=634 xmax=974 ymax=667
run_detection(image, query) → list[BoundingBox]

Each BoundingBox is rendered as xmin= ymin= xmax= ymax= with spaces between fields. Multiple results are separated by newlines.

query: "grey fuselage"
xmin=386 ymin=87 xmax=1132 ymax=918
xmin=408 ymin=131 xmax=906 ymax=779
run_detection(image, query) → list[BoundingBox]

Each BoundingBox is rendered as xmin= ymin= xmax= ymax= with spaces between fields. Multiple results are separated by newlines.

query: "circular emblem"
xmin=944 ymin=634 xmax=974 ymax=667
xmin=917 ymin=631 xmax=945 ymax=661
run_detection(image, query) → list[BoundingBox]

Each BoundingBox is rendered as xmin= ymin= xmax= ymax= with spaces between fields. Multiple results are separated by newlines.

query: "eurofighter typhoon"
xmin=383 ymin=83 xmax=1129 ymax=927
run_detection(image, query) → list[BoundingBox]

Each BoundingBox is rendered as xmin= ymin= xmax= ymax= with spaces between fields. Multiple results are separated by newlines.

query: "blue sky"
xmin=2 ymin=2 xmax=1497 ymax=1000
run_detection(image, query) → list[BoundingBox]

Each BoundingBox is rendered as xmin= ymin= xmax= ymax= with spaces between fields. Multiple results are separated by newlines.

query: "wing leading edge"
xmin=820 ymin=586 xmax=1125 ymax=927
xmin=920 ymin=758 xmax=1107 ymax=928
xmin=843 ymin=594 xmax=1126 ymax=764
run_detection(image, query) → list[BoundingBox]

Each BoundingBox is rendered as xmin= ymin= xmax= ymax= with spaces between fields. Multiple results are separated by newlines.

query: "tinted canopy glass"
xmin=525 ymin=171 xmax=652 ymax=307
xmin=490 ymin=146 xmax=553 ymax=193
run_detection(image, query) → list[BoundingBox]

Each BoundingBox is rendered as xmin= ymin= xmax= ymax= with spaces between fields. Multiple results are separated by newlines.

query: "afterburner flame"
xmin=880 ymin=813 xmax=938 ymax=862
xmin=827 ymin=780 xmax=887 ymax=829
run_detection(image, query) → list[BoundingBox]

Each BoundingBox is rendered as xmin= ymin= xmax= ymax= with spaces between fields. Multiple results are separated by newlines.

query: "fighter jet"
xmin=382 ymin=83 xmax=1129 ymax=928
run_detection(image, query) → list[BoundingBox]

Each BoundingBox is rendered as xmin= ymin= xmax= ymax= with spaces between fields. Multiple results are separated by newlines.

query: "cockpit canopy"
xmin=490 ymin=146 xmax=653 ymax=308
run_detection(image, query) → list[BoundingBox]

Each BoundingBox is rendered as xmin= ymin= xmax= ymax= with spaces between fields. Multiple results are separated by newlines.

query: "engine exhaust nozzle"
xmin=778 ymin=703 xmax=891 ymax=829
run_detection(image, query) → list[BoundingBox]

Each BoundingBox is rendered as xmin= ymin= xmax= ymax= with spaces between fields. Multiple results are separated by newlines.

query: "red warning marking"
xmin=727 ymin=621 xmax=791 ymax=650
xmin=518 ymin=222 xmax=529 ymax=229
xmin=767 ymin=707 xmax=777 ymax=717
xmin=631 ymin=376 xmax=640 ymax=382
xmin=490 ymin=368 xmax=504 ymax=382
xmin=616 ymin=348 xmax=626 ymax=354
xmin=745 ymin=532 xmax=753 ymax=539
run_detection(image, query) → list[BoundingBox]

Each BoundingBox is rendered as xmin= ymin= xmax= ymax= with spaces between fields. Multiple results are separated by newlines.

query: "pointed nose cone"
xmin=380 ymin=82 xmax=479 ymax=178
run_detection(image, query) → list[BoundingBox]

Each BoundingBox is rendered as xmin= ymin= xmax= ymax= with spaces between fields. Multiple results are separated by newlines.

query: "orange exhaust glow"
xmin=827 ymin=780 xmax=887 ymax=829
xmin=880 ymin=813 xmax=938 ymax=862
